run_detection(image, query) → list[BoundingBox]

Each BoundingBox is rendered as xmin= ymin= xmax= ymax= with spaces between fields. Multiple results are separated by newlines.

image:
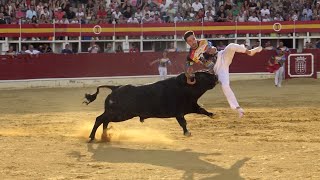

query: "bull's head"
xmin=178 ymin=70 xmax=219 ymax=90
xmin=194 ymin=71 xmax=219 ymax=90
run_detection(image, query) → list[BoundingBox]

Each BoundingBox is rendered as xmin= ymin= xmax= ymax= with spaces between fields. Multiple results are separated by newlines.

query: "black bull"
xmin=84 ymin=71 xmax=219 ymax=142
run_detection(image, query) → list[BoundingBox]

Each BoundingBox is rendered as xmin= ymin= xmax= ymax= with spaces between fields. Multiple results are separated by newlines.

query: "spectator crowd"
xmin=1 ymin=0 xmax=320 ymax=25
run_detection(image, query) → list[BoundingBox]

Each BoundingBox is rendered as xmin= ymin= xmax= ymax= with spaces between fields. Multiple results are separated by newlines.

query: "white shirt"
xmin=88 ymin=46 xmax=99 ymax=53
xmin=292 ymin=14 xmax=298 ymax=21
xmin=26 ymin=10 xmax=37 ymax=19
xmin=159 ymin=4 xmax=167 ymax=13
xmin=134 ymin=12 xmax=143 ymax=21
xmin=174 ymin=16 xmax=183 ymax=23
xmin=112 ymin=11 xmax=122 ymax=19
xmin=205 ymin=10 xmax=215 ymax=16
xmin=248 ymin=16 xmax=260 ymax=22
xmin=150 ymin=11 xmax=160 ymax=17
xmin=76 ymin=12 xmax=84 ymax=18
xmin=262 ymin=17 xmax=271 ymax=22
xmin=192 ymin=2 xmax=203 ymax=12
xmin=56 ymin=19 xmax=69 ymax=24
xmin=182 ymin=3 xmax=190 ymax=11
xmin=237 ymin=15 xmax=246 ymax=22
xmin=40 ymin=11 xmax=51 ymax=18
xmin=127 ymin=17 xmax=139 ymax=23
xmin=204 ymin=16 xmax=213 ymax=21
xmin=274 ymin=16 xmax=284 ymax=21
xmin=70 ymin=19 xmax=79 ymax=24
xmin=25 ymin=49 xmax=40 ymax=54
xmin=260 ymin=9 xmax=270 ymax=17
xmin=142 ymin=10 xmax=151 ymax=17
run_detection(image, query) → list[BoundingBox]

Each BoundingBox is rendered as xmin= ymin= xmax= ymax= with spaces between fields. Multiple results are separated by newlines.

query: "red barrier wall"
xmin=302 ymin=49 xmax=320 ymax=72
xmin=0 ymin=51 xmax=318 ymax=81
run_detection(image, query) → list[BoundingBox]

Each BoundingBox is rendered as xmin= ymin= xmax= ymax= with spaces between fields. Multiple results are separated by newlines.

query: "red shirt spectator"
xmin=55 ymin=7 xmax=65 ymax=20
xmin=97 ymin=7 xmax=107 ymax=19
xmin=26 ymin=0 xmax=31 ymax=7
xmin=196 ymin=9 xmax=205 ymax=21
xmin=16 ymin=7 xmax=25 ymax=19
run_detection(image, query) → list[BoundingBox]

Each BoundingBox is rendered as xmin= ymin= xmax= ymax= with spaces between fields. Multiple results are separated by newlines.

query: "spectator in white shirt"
xmin=173 ymin=12 xmax=184 ymax=23
xmin=40 ymin=7 xmax=51 ymax=19
xmin=25 ymin=45 xmax=40 ymax=55
xmin=150 ymin=7 xmax=160 ymax=18
xmin=236 ymin=11 xmax=246 ymax=22
xmin=70 ymin=17 xmax=79 ymax=24
xmin=291 ymin=11 xmax=298 ymax=21
xmin=192 ymin=0 xmax=203 ymax=12
xmin=127 ymin=15 xmax=139 ymax=24
xmin=142 ymin=6 xmax=151 ymax=17
xmin=205 ymin=6 xmax=215 ymax=16
xmin=26 ymin=6 xmax=37 ymax=20
xmin=159 ymin=0 xmax=168 ymax=15
xmin=302 ymin=5 xmax=313 ymax=20
xmin=142 ymin=13 xmax=154 ymax=23
xmin=88 ymin=42 xmax=100 ymax=53
xmin=204 ymin=11 xmax=214 ymax=21
xmin=112 ymin=7 xmax=122 ymax=20
xmin=181 ymin=1 xmax=191 ymax=13
xmin=248 ymin=12 xmax=260 ymax=22
xmin=134 ymin=8 xmax=143 ymax=22
xmin=274 ymin=13 xmax=284 ymax=21
xmin=76 ymin=7 xmax=85 ymax=19
xmin=260 ymin=5 xmax=270 ymax=17
xmin=261 ymin=14 xmax=271 ymax=22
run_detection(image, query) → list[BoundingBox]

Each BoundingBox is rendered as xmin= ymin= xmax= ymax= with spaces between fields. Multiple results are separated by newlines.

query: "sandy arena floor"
xmin=0 ymin=78 xmax=319 ymax=180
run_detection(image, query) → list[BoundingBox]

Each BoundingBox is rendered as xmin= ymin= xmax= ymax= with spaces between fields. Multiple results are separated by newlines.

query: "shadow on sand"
xmin=79 ymin=143 xmax=250 ymax=180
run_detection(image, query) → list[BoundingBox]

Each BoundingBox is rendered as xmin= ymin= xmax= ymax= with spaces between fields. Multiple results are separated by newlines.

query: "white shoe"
xmin=277 ymin=84 xmax=282 ymax=88
xmin=237 ymin=107 xmax=245 ymax=118
xmin=249 ymin=46 xmax=263 ymax=56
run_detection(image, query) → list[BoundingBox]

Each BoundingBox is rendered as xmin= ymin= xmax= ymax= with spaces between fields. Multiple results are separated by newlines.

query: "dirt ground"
xmin=0 ymin=78 xmax=319 ymax=180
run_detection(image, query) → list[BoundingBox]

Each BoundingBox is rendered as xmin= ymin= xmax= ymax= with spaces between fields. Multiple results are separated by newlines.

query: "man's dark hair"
xmin=184 ymin=31 xmax=195 ymax=42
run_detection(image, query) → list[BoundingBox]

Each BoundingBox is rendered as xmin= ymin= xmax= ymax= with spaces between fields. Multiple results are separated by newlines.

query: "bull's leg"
xmin=197 ymin=107 xmax=215 ymax=118
xmin=101 ymin=121 xmax=110 ymax=142
xmin=139 ymin=116 xmax=145 ymax=123
xmin=176 ymin=116 xmax=191 ymax=137
xmin=88 ymin=114 xmax=105 ymax=143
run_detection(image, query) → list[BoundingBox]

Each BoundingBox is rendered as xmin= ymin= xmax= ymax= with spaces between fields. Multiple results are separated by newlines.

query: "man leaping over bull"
xmin=183 ymin=31 xmax=263 ymax=118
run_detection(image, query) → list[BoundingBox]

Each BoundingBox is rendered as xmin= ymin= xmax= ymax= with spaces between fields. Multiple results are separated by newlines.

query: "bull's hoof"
xmin=209 ymin=113 xmax=216 ymax=118
xmin=101 ymin=133 xmax=111 ymax=142
xmin=184 ymin=131 xmax=192 ymax=137
xmin=87 ymin=138 xmax=95 ymax=143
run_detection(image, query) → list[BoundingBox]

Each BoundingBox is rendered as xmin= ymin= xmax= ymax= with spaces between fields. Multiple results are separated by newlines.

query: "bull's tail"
xmin=83 ymin=85 xmax=120 ymax=105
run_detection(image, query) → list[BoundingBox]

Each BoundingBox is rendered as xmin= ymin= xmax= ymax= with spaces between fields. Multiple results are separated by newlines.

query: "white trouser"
xmin=275 ymin=66 xmax=284 ymax=86
xmin=214 ymin=43 xmax=247 ymax=110
xmin=158 ymin=67 xmax=167 ymax=80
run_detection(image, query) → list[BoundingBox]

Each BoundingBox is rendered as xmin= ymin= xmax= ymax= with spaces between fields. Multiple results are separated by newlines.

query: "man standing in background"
xmin=275 ymin=41 xmax=290 ymax=87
